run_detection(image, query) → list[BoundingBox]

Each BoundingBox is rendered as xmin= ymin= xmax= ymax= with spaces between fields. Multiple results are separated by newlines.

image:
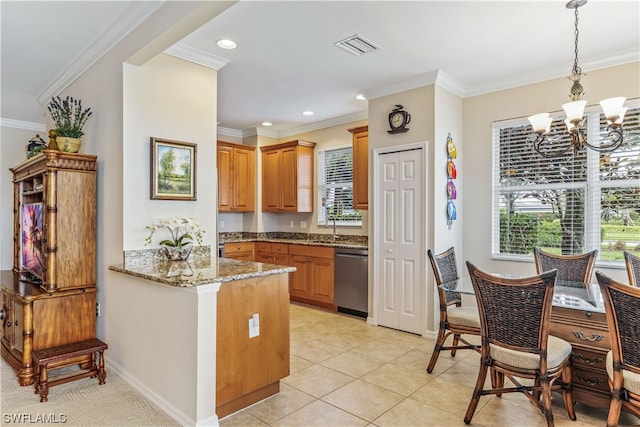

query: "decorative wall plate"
xmin=447 ymin=160 xmax=457 ymax=179
xmin=447 ymin=181 xmax=457 ymax=199
xmin=447 ymin=201 xmax=457 ymax=221
xmin=447 ymin=135 xmax=457 ymax=159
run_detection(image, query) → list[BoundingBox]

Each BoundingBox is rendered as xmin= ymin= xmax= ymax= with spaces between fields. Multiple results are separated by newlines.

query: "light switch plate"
xmin=249 ymin=313 xmax=260 ymax=338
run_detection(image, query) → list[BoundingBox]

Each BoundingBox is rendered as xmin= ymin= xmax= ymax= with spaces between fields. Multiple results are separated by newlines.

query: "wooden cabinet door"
xmin=256 ymin=253 xmax=273 ymax=264
xmin=1 ymin=291 xmax=14 ymax=350
xmin=233 ymin=147 xmax=255 ymax=212
xmin=290 ymin=255 xmax=311 ymax=299
xmin=262 ymin=149 xmax=282 ymax=212
xmin=350 ymin=126 xmax=368 ymax=210
xmin=280 ymin=146 xmax=298 ymax=211
xmin=310 ymin=256 xmax=334 ymax=303
xmin=217 ymin=145 xmax=233 ymax=212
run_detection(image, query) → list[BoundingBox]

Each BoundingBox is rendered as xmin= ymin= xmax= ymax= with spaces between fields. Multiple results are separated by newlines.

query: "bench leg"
xmin=97 ymin=350 xmax=106 ymax=385
xmin=38 ymin=366 xmax=49 ymax=403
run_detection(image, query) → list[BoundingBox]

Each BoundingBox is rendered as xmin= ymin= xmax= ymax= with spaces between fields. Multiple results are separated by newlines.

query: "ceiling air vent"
xmin=334 ymin=34 xmax=379 ymax=56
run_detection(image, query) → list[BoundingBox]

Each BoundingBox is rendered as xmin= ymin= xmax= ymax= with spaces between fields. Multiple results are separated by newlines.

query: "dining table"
xmin=439 ymin=274 xmax=611 ymax=409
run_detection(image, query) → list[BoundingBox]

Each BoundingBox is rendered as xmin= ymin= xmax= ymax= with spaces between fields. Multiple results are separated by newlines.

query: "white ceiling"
xmin=2 ymin=1 xmax=639 ymax=136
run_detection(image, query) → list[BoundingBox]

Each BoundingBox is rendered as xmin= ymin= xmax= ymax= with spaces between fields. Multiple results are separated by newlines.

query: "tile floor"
xmin=220 ymin=302 xmax=639 ymax=427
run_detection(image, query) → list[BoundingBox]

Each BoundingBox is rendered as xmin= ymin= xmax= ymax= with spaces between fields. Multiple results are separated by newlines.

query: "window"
xmin=318 ymin=146 xmax=362 ymax=226
xmin=492 ymin=102 xmax=640 ymax=265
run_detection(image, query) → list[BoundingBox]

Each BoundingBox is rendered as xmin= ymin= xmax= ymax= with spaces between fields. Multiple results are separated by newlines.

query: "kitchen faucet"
xmin=322 ymin=197 xmax=339 ymax=242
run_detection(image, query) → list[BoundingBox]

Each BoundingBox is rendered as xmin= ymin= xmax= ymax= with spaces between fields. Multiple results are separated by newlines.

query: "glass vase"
xmin=162 ymin=245 xmax=192 ymax=261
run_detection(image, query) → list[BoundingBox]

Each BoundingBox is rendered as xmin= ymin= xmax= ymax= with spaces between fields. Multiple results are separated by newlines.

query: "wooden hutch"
xmin=1 ymin=150 xmax=98 ymax=385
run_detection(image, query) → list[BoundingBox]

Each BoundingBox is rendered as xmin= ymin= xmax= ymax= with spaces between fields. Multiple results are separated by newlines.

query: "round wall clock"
xmin=387 ymin=104 xmax=411 ymax=134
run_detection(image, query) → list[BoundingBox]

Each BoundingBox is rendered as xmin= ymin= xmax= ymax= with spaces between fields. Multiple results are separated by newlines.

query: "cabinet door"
xmin=352 ymin=128 xmax=368 ymax=210
xmin=226 ymin=253 xmax=253 ymax=261
xmin=1 ymin=292 xmax=14 ymax=349
xmin=310 ymin=257 xmax=334 ymax=303
xmin=262 ymin=149 xmax=282 ymax=211
xmin=256 ymin=253 xmax=273 ymax=264
xmin=290 ymin=255 xmax=311 ymax=298
xmin=280 ymin=146 xmax=298 ymax=211
xmin=233 ymin=147 xmax=255 ymax=212
xmin=217 ymin=146 xmax=233 ymax=212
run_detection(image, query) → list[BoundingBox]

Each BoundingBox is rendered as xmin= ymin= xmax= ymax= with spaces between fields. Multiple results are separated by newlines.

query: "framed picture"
xmin=150 ymin=137 xmax=197 ymax=200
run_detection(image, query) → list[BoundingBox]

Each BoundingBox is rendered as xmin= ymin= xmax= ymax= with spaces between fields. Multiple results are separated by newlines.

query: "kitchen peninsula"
xmin=108 ymin=252 xmax=295 ymax=424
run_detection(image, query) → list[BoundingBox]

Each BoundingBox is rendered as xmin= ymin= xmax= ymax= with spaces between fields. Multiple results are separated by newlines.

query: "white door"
xmin=375 ymin=146 xmax=425 ymax=334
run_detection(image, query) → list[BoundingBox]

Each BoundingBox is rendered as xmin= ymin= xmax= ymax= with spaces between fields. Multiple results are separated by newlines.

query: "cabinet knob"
xmin=0 ymin=309 xmax=4 ymax=320
xmin=6 ymin=321 xmax=11 ymax=327
xmin=14 ymin=319 xmax=18 ymax=326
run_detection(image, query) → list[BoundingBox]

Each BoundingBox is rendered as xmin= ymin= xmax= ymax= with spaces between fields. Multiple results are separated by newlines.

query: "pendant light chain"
xmin=572 ymin=6 xmax=581 ymax=76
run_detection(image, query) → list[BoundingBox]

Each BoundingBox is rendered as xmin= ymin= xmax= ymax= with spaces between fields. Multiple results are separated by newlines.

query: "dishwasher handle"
xmin=335 ymin=252 xmax=368 ymax=258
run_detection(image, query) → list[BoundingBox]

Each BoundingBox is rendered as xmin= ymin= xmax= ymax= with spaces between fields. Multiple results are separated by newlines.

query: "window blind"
xmin=318 ymin=146 xmax=362 ymax=225
xmin=492 ymin=101 xmax=640 ymax=264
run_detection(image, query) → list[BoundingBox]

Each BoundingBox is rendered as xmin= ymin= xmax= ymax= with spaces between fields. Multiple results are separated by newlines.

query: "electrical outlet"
xmin=248 ymin=313 xmax=260 ymax=338
xmin=300 ymin=221 xmax=307 ymax=228
xmin=289 ymin=220 xmax=294 ymax=228
xmin=96 ymin=303 xmax=101 ymax=317
xmin=220 ymin=220 xmax=225 ymax=229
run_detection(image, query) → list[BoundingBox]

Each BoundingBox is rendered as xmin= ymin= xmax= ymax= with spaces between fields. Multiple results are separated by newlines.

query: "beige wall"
xmin=463 ymin=62 xmax=640 ymax=282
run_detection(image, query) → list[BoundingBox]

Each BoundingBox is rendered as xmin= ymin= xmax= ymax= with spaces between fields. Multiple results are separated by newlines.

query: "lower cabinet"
xmin=256 ymin=242 xmax=290 ymax=266
xmin=289 ymin=245 xmax=335 ymax=310
xmin=216 ymin=273 xmax=290 ymax=418
xmin=224 ymin=242 xmax=255 ymax=261
xmin=0 ymin=275 xmax=96 ymax=386
xmin=550 ymin=306 xmax=611 ymax=409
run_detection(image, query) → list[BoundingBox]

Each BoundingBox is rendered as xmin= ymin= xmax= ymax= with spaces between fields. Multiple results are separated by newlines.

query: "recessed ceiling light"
xmin=262 ymin=122 xmax=273 ymax=127
xmin=302 ymin=111 xmax=314 ymax=116
xmin=355 ymin=94 xmax=366 ymax=101
xmin=216 ymin=39 xmax=237 ymax=49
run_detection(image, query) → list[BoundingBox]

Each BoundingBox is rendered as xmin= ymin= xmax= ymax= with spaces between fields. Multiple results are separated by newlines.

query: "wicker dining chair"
xmin=464 ymin=262 xmax=576 ymax=427
xmin=426 ymin=248 xmax=480 ymax=374
xmin=624 ymin=251 xmax=640 ymax=287
xmin=595 ymin=271 xmax=640 ymax=427
xmin=533 ymin=247 xmax=597 ymax=283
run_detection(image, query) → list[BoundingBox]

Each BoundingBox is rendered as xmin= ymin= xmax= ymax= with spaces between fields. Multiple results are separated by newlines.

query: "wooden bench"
xmin=32 ymin=338 xmax=108 ymax=402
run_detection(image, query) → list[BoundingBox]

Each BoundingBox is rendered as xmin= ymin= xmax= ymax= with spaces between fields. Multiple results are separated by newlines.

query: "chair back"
xmin=466 ymin=262 xmax=557 ymax=354
xmin=624 ymin=251 xmax=640 ymax=287
xmin=533 ymin=248 xmax=597 ymax=283
xmin=596 ymin=272 xmax=640 ymax=374
xmin=428 ymin=247 xmax=460 ymax=305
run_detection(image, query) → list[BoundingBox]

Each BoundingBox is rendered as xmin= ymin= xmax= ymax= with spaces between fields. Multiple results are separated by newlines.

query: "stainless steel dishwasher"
xmin=334 ymin=247 xmax=368 ymax=318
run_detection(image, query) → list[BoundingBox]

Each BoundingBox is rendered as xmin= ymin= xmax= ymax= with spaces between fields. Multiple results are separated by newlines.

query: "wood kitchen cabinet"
xmin=256 ymin=242 xmax=290 ymax=266
xmin=289 ymin=245 xmax=335 ymax=310
xmin=261 ymin=140 xmax=316 ymax=213
xmin=217 ymin=141 xmax=256 ymax=212
xmin=224 ymin=242 xmax=255 ymax=261
xmin=348 ymin=125 xmax=368 ymax=210
xmin=216 ymin=273 xmax=290 ymax=418
xmin=550 ymin=306 xmax=611 ymax=409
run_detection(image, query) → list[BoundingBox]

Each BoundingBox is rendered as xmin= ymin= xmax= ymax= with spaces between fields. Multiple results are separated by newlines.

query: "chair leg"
xmin=606 ymin=392 xmax=623 ymax=427
xmin=464 ymin=360 xmax=489 ymax=424
xmin=562 ymin=365 xmax=576 ymax=421
xmin=451 ymin=334 xmax=461 ymax=357
xmin=540 ymin=377 xmax=554 ymax=427
xmin=426 ymin=327 xmax=447 ymax=373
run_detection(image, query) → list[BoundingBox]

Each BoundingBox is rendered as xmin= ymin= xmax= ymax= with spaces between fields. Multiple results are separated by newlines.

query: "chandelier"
xmin=528 ymin=0 xmax=627 ymax=158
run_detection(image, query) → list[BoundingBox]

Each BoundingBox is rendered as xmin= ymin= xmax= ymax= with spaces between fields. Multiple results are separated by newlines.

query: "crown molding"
xmin=0 ymin=118 xmax=46 ymax=132
xmin=217 ymin=127 xmax=244 ymax=139
xmin=37 ymin=2 xmax=163 ymax=105
xmin=164 ymin=42 xmax=230 ymax=71
xmin=464 ymin=49 xmax=640 ymax=98
xmin=277 ymin=110 xmax=368 ymax=139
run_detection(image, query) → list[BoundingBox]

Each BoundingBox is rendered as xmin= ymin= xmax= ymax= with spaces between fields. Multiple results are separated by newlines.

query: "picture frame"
xmin=150 ymin=137 xmax=197 ymax=200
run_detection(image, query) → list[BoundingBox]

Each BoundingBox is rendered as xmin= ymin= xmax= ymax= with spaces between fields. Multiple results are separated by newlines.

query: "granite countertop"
xmin=109 ymin=256 xmax=295 ymax=288
xmin=222 ymin=237 xmax=368 ymax=250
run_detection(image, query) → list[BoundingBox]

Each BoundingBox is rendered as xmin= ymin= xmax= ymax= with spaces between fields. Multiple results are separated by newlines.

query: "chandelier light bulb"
xmin=599 ymin=97 xmax=627 ymax=123
xmin=528 ymin=113 xmax=553 ymax=134
xmin=561 ymin=100 xmax=587 ymax=122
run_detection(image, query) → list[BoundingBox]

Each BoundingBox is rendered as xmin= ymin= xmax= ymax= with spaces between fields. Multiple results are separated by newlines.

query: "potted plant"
xmin=145 ymin=217 xmax=205 ymax=261
xmin=47 ymin=96 xmax=92 ymax=153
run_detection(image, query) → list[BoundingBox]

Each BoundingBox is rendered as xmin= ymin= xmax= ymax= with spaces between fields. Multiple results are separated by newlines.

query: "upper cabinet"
xmin=217 ymin=141 xmax=256 ymax=212
xmin=261 ymin=140 xmax=316 ymax=213
xmin=348 ymin=126 xmax=368 ymax=210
